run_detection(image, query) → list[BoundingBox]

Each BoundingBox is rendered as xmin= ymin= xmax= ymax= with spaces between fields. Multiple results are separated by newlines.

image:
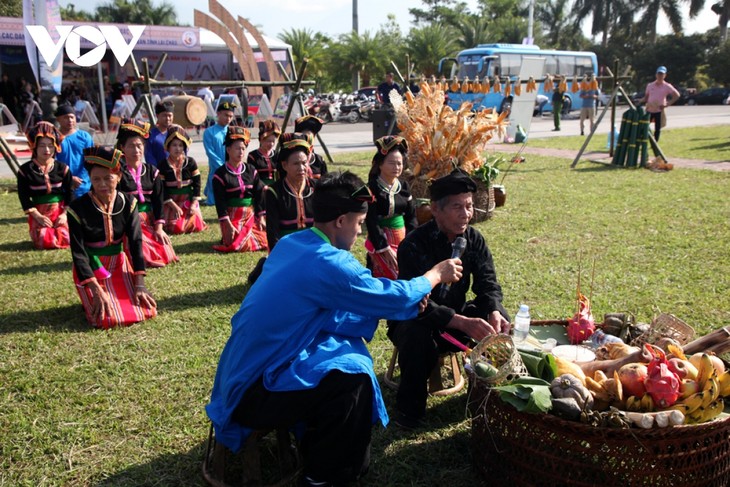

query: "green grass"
xmin=526 ymin=124 xmax=730 ymax=162
xmin=1 ymin=152 xmax=729 ymax=486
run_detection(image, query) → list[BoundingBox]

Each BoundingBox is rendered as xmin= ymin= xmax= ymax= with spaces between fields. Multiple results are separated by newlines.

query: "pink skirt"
xmin=163 ymin=194 xmax=207 ymax=235
xmin=213 ymin=205 xmax=268 ymax=253
xmin=27 ymin=202 xmax=69 ymax=250
xmin=365 ymin=226 xmax=406 ymax=280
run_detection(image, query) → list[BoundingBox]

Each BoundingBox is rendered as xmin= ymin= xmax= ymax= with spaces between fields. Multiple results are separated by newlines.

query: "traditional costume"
xmin=246 ymin=120 xmax=280 ymax=186
xmin=207 ymin=172 xmax=432 ymax=484
xmin=264 ymin=136 xmax=315 ymax=251
xmin=17 ymin=121 xmax=72 ymax=249
xmin=388 ymin=169 xmax=509 ymax=425
xmin=364 ymin=136 xmax=417 ymax=279
xmin=212 ymin=126 xmax=267 ymax=252
xmin=67 ymin=146 xmax=157 ymax=329
xmin=144 ymin=101 xmax=173 ymax=166
xmin=117 ymin=119 xmax=178 ymax=267
xmin=203 ymin=101 xmax=236 ymax=205
xmin=157 ymin=125 xmax=207 ymax=234
xmin=294 ymin=115 xmax=328 ymax=179
xmin=54 ymin=104 xmax=94 ymax=199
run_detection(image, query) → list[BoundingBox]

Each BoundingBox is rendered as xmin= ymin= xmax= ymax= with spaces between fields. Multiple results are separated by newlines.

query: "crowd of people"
xmin=16 ymin=105 xmax=513 ymax=486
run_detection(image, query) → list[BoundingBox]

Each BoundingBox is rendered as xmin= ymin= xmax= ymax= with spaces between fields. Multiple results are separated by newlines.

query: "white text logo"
xmin=26 ymin=25 xmax=145 ymax=67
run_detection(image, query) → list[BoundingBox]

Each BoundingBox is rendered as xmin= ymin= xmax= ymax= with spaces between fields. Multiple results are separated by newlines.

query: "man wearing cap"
xmin=54 ymin=103 xmax=95 ymax=199
xmin=579 ymin=75 xmax=600 ymax=136
xmin=203 ymin=101 xmax=236 ymax=205
xmin=294 ymin=115 xmax=328 ymax=179
xmin=387 ymin=169 xmax=511 ymax=429
xmin=206 ymin=171 xmax=463 ymax=487
xmin=637 ymin=66 xmax=680 ymax=141
xmin=145 ymin=101 xmax=174 ymax=167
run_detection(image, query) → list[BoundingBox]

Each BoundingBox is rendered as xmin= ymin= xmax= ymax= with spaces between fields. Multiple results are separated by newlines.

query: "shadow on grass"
xmin=0 ymin=260 xmax=70 ymax=276
xmin=0 ymin=216 xmax=25 ymax=225
xmin=156 ymin=283 xmax=250 ymax=312
xmin=96 ymin=440 xmax=206 ymax=487
xmin=0 ymin=240 xmax=37 ymax=252
xmin=169 ymin=239 xmax=219 ymax=255
xmin=573 ymin=162 xmax=622 ymax=173
xmin=0 ymin=303 xmax=88 ymax=334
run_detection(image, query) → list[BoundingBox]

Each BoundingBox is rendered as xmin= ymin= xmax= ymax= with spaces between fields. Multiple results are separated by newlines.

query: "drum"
xmin=162 ymin=95 xmax=207 ymax=127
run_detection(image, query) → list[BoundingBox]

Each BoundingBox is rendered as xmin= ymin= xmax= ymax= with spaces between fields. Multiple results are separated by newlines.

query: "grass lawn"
xmin=1 ymin=150 xmax=728 ymax=486
xmin=526 ymin=124 xmax=730 ymax=162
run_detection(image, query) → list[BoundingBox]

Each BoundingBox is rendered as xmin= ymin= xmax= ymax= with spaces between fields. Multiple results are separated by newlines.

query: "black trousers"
xmin=649 ymin=111 xmax=662 ymax=141
xmin=387 ymin=303 xmax=491 ymax=419
xmin=232 ymin=370 xmax=373 ymax=484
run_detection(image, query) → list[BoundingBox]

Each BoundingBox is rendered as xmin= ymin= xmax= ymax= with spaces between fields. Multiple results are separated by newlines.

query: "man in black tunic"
xmin=387 ymin=169 xmax=511 ymax=428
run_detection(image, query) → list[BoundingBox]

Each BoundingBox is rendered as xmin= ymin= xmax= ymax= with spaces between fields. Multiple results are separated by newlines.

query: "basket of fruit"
xmin=467 ymin=336 xmax=730 ymax=486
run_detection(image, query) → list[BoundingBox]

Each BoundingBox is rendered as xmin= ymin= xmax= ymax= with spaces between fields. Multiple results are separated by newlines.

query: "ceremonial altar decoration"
xmin=390 ymin=83 xmax=508 ymax=222
xmin=466 ymin=297 xmax=730 ymax=486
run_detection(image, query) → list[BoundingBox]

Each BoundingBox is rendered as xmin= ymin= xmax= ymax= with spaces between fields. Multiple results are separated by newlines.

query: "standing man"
xmin=387 ymin=169 xmax=511 ymax=429
xmin=579 ymin=76 xmax=600 ymax=136
xmin=206 ymin=171 xmax=462 ymax=486
xmin=637 ymin=66 xmax=680 ymax=142
xmin=551 ymin=80 xmax=564 ymax=132
xmin=203 ymin=100 xmax=236 ymax=206
xmin=54 ymin=104 xmax=94 ymax=199
xmin=377 ymin=73 xmax=401 ymax=106
xmin=145 ymin=101 xmax=174 ymax=167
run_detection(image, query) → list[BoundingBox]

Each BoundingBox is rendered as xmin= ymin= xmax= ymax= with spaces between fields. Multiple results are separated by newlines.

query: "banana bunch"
xmin=584 ymin=370 xmax=623 ymax=411
xmin=625 ymin=394 xmax=655 ymax=412
xmin=667 ymin=354 xmax=725 ymax=424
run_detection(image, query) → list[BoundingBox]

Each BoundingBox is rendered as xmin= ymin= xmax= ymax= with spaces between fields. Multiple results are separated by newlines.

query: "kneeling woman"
xmin=265 ymin=135 xmax=315 ymax=251
xmin=365 ymin=136 xmax=417 ymax=279
xmin=116 ymin=118 xmax=178 ymax=267
xmin=212 ymin=126 xmax=267 ymax=253
xmin=17 ymin=121 xmax=72 ymax=249
xmin=67 ymin=146 xmax=157 ymax=329
xmin=157 ymin=125 xmax=206 ymax=234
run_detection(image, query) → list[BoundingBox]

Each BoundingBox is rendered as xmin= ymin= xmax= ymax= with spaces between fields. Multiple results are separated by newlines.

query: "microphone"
xmin=438 ymin=236 xmax=467 ymax=300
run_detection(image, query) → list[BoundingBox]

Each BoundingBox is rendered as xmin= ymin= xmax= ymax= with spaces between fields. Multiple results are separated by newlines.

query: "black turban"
xmin=429 ymin=169 xmax=477 ymax=201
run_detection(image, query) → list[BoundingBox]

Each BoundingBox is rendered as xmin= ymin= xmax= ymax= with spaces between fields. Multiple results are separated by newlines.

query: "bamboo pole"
xmin=0 ymin=134 xmax=20 ymax=176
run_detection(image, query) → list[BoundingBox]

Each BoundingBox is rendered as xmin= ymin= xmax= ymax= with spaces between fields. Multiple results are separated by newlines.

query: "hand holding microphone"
xmin=438 ymin=236 xmax=467 ymax=300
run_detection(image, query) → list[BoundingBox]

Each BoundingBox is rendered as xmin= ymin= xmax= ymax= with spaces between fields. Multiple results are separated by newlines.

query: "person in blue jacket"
xmin=203 ymin=101 xmax=236 ymax=205
xmin=206 ymin=171 xmax=462 ymax=487
xmin=54 ymin=103 xmax=94 ymax=199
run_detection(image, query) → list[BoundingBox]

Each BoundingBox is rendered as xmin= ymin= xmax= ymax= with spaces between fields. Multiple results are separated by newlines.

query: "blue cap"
xmin=656 ymin=66 xmax=667 ymax=74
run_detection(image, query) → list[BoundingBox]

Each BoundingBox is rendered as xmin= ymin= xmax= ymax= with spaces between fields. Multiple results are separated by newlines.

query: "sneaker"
xmin=392 ymin=410 xmax=423 ymax=430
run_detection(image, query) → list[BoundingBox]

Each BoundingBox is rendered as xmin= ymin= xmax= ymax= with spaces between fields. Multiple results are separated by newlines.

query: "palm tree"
xmin=406 ymin=24 xmax=458 ymax=77
xmin=636 ymin=0 xmax=683 ymax=43
xmin=277 ymin=28 xmax=331 ymax=90
xmin=61 ymin=4 xmax=95 ymax=21
xmin=333 ymin=31 xmax=385 ymax=87
xmin=454 ymin=14 xmax=492 ymax=50
xmin=573 ymin=0 xmax=627 ymax=47
xmin=537 ymin=0 xmax=586 ymax=49
xmin=682 ymin=0 xmax=729 ymax=43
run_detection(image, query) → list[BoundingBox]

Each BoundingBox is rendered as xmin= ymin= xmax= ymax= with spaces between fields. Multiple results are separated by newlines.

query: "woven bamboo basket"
xmin=467 ymin=373 xmax=730 ymax=486
xmin=406 ymin=175 xmax=495 ymax=223
xmin=631 ymin=313 xmax=696 ymax=349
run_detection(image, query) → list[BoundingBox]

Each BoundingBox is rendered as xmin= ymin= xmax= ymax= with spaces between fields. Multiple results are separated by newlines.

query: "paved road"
xmin=2 ymin=105 xmax=728 ymax=177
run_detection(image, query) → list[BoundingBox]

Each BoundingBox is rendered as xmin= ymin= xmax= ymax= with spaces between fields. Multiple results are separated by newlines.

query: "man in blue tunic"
xmin=206 ymin=171 xmax=462 ymax=486
xmin=203 ymin=101 xmax=235 ymax=205
xmin=54 ymin=104 xmax=94 ymax=199
xmin=144 ymin=101 xmax=173 ymax=166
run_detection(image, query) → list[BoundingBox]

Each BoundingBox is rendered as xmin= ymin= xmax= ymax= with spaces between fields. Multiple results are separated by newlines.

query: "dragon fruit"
xmin=643 ymin=344 xmax=681 ymax=408
xmin=567 ymin=293 xmax=596 ymax=344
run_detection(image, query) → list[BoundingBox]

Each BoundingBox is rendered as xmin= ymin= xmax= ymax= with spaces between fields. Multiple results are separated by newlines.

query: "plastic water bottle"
xmin=590 ymin=329 xmax=624 ymax=348
xmin=513 ymin=304 xmax=531 ymax=343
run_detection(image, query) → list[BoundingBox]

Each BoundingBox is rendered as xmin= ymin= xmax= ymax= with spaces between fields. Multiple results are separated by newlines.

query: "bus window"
xmin=558 ymin=56 xmax=576 ymax=76
xmin=575 ymin=56 xmax=593 ymax=76
xmin=499 ymin=54 xmax=522 ymax=77
xmin=543 ymin=55 xmax=558 ymax=76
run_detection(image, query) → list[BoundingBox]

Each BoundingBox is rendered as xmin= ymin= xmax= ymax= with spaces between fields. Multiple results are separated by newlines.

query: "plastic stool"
xmin=383 ymin=347 xmax=465 ymax=396
xmin=202 ymin=423 xmax=301 ymax=487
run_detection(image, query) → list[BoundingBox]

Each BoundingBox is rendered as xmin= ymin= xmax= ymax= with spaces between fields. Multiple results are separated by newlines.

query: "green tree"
xmin=632 ymin=34 xmax=706 ymax=88
xmin=328 ymin=31 xmax=387 ymax=88
xmin=685 ymin=0 xmax=729 ymax=44
xmin=94 ymin=0 xmax=178 ymax=25
xmin=277 ymin=28 xmax=331 ymax=91
xmin=454 ymin=14 xmax=492 ymax=49
xmin=537 ymin=0 xmax=590 ymax=50
xmin=636 ymin=0 xmax=683 ymax=44
xmin=705 ymin=39 xmax=730 ymax=83
xmin=407 ymin=23 xmax=459 ymax=77
xmin=573 ymin=0 xmax=632 ymax=48
xmin=60 ymin=4 xmax=95 ymax=21
xmin=0 ymin=0 xmax=21 ymax=17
